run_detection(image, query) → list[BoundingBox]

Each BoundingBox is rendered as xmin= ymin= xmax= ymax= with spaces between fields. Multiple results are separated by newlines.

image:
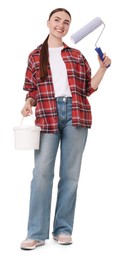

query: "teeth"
xmin=56 ymin=29 xmax=63 ymax=32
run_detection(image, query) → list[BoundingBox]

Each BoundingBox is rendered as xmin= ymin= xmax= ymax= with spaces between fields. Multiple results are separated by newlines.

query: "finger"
xmin=21 ymin=109 xmax=30 ymax=117
xmin=104 ymin=57 xmax=111 ymax=67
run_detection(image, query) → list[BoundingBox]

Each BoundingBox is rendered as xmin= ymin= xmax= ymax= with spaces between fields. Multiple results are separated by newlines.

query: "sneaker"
xmin=53 ymin=233 xmax=72 ymax=245
xmin=20 ymin=239 xmax=45 ymax=250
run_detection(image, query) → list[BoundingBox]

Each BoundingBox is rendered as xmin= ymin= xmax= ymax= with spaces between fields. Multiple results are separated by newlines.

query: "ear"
xmin=47 ymin=20 xmax=50 ymax=28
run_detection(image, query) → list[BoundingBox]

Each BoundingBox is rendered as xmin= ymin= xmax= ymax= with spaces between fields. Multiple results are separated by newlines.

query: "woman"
xmin=21 ymin=8 xmax=111 ymax=250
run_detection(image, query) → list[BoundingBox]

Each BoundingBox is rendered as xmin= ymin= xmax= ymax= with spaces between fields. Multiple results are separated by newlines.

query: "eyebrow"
xmin=54 ymin=16 xmax=70 ymax=23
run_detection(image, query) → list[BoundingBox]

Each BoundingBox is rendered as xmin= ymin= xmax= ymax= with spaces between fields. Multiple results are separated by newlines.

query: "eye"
xmin=54 ymin=18 xmax=59 ymax=22
xmin=64 ymin=21 xmax=70 ymax=25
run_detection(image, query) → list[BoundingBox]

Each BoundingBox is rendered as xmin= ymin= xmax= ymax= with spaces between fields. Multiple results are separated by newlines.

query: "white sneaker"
xmin=20 ymin=239 xmax=45 ymax=250
xmin=53 ymin=233 xmax=72 ymax=245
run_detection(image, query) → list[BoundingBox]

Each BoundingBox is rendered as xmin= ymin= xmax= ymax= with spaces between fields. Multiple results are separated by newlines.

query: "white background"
xmin=0 ymin=0 xmax=124 ymax=259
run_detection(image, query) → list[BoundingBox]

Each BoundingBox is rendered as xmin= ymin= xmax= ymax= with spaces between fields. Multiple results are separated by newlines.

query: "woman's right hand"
xmin=21 ymin=98 xmax=34 ymax=117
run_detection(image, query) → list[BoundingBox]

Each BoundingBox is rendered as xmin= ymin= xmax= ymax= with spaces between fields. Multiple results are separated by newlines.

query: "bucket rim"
xmin=13 ymin=125 xmax=41 ymax=131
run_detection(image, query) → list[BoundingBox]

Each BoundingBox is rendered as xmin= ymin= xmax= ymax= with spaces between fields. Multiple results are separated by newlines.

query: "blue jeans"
xmin=27 ymin=97 xmax=88 ymax=240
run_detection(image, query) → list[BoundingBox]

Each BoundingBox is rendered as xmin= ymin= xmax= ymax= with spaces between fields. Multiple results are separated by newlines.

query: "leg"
xmin=53 ymin=124 xmax=88 ymax=235
xmin=27 ymin=132 xmax=60 ymax=240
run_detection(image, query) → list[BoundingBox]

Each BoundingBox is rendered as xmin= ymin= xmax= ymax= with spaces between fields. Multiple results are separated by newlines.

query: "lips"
xmin=55 ymin=28 xmax=64 ymax=33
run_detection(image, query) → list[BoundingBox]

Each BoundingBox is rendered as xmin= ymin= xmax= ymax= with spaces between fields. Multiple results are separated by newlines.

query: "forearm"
xmin=26 ymin=97 xmax=36 ymax=106
xmin=91 ymin=53 xmax=111 ymax=90
xmin=91 ymin=67 xmax=107 ymax=90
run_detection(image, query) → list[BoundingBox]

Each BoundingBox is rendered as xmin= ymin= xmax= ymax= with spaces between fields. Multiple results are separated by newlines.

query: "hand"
xmin=98 ymin=53 xmax=111 ymax=69
xmin=21 ymin=99 xmax=33 ymax=117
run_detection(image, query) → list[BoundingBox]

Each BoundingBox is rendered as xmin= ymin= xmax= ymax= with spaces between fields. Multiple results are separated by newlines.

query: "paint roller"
xmin=70 ymin=17 xmax=110 ymax=68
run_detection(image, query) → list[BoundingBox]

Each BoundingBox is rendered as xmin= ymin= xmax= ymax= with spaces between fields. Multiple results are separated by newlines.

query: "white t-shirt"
xmin=49 ymin=46 xmax=72 ymax=97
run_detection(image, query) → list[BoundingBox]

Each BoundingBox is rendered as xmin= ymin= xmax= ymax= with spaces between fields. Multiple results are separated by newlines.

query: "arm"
xmin=91 ymin=54 xmax=111 ymax=90
xmin=21 ymin=54 xmax=37 ymax=117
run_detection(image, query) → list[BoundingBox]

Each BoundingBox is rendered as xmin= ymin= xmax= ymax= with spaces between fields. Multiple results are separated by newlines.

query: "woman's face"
xmin=47 ymin=11 xmax=71 ymax=39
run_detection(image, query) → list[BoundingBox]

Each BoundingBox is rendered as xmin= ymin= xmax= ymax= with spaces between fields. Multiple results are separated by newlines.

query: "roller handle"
xmin=95 ymin=47 xmax=110 ymax=68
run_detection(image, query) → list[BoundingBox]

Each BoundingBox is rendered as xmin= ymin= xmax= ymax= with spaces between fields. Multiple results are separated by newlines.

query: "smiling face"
xmin=47 ymin=11 xmax=71 ymax=40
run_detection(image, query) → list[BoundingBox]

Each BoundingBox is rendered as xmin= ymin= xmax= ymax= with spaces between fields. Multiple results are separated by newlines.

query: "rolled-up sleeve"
xmin=23 ymin=54 xmax=37 ymax=102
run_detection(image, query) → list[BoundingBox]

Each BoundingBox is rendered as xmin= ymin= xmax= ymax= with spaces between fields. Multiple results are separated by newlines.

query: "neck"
xmin=48 ymin=35 xmax=63 ymax=48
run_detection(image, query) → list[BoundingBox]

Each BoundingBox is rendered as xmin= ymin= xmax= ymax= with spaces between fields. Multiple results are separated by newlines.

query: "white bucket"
xmin=13 ymin=116 xmax=41 ymax=150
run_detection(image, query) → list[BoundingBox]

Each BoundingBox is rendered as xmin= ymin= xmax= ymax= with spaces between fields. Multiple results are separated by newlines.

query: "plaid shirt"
xmin=23 ymin=43 xmax=96 ymax=133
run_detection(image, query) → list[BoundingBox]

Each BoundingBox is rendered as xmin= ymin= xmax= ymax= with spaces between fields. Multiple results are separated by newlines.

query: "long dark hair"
xmin=40 ymin=8 xmax=71 ymax=80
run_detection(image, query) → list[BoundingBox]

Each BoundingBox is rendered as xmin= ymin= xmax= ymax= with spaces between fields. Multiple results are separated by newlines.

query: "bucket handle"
xmin=20 ymin=115 xmax=35 ymax=126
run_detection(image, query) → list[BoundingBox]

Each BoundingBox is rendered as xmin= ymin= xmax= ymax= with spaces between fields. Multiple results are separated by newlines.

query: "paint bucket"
xmin=13 ymin=116 xmax=41 ymax=150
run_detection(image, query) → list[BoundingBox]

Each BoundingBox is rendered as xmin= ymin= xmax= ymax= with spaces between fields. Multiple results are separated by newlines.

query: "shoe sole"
xmin=58 ymin=241 xmax=72 ymax=245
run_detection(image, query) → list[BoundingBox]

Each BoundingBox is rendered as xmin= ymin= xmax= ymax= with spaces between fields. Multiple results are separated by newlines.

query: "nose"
xmin=59 ymin=20 xmax=64 ymax=28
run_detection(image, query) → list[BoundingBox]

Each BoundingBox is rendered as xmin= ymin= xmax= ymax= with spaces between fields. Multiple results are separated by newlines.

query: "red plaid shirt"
xmin=23 ymin=43 xmax=96 ymax=133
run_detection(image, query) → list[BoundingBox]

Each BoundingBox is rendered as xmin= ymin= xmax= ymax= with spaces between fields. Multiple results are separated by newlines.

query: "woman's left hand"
xmin=98 ymin=53 xmax=111 ymax=69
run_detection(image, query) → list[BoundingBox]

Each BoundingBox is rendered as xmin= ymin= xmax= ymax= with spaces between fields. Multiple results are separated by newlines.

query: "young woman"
xmin=20 ymin=8 xmax=111 ymax=250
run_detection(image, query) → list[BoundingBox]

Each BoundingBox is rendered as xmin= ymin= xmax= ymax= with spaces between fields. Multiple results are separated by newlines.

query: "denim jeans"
xmin=27 ymin=97 xmax=88 ymax=240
